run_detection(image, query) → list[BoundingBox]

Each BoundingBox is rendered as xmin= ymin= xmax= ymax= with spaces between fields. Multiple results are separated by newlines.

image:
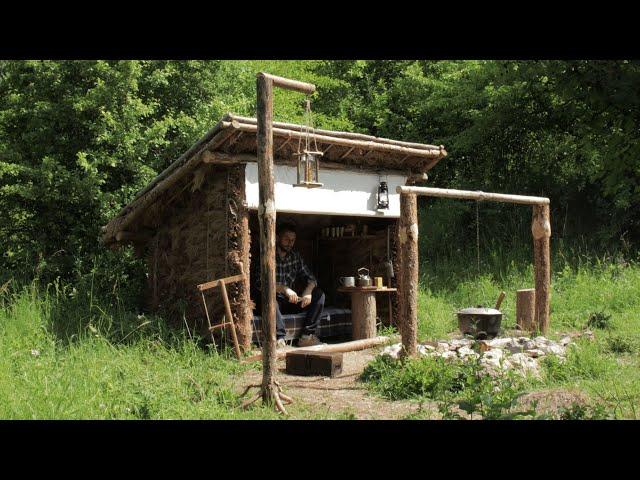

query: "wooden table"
xmin=337 ymin=286 xmax=397 ymax=340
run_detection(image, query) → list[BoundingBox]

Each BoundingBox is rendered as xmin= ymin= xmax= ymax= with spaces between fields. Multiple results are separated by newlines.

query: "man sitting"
xmin=253 ymin=222 xmax=325 ymax=349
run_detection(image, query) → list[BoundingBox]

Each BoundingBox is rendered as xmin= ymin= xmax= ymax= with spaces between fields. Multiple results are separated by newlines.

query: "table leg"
xmin=351 ymin=291 xmax=377 ymax=340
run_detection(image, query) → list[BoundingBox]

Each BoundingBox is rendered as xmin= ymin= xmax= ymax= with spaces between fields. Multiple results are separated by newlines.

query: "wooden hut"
xmin=101 ymin=113 xmax=447 ymax=350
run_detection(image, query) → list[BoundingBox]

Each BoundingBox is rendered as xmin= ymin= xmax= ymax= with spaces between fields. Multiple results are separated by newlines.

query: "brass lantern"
xmin=293 ymin=99 xmax=323 ymax=188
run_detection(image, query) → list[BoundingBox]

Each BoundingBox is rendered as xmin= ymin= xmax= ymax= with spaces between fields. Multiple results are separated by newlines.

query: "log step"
xmin=285 ymin=350 xmax=343 ymax=377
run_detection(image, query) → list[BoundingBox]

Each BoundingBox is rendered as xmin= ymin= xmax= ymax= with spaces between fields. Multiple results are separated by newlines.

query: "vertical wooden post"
xmin=532 ymin=204 xmax=551 ymax=334
xmin=256 ymin=73 xmax=278 ymax=401
xmin=399 ymin=192 xmax=418 ymax=357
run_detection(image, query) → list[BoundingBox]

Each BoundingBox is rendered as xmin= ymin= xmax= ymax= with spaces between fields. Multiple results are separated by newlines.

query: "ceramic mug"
xmin=340 ymin=276 xmax=355 ymax=287
xmin=374 ymin=277 xmax=384 ymax=288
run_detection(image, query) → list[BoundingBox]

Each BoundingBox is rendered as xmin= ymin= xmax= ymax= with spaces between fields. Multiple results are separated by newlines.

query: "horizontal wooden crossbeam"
xmin=397 ymin=186 xmax=550 ymax=205
xmin=197 ymin=274 xmax=244 ymax=292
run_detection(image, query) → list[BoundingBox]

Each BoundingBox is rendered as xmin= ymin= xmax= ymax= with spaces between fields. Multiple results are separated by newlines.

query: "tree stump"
xmin=516 ymin=288 xmax=536 ymax=331
xmin=351 ymin=291 xmax=377 ymax=340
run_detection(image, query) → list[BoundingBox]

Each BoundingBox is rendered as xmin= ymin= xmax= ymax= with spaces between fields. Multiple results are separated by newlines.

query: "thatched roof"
xmin=102 ymin=113 xmax=447 ymax=245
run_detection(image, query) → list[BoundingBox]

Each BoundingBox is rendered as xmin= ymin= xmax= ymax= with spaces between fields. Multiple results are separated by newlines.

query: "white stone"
xmin=487 ymin=338 xmax=513 ymax=348
xmin=483 ymin=348 xmax=503 ymax=361
xmin=559 ymin=336 xmax=572 ymax=346
xmin=450 ymin=338 xmax=473 ymax=348
xmin=437 ymin=342 xmax=451 ymax=352
xmin=547 ymin=344 xmax=566 ymax=356
xmin=525 ymin=349 xmax=546 ymax=358
xmin=458 ymin=346 xmax=479 ymax=359
xmin=441 ymin=350 xmax=457 ymax=360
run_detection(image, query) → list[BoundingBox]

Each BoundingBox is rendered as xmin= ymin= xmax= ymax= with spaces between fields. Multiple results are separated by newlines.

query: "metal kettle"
xmin=356 ymin=267 xmax=372 ymax=287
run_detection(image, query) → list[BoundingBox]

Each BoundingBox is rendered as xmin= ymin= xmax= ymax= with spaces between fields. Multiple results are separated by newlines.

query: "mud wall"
xmin=146 ymin=164 xmax=252 ymax=349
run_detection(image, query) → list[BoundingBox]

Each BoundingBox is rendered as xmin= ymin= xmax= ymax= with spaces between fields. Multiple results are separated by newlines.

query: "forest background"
xmin=1 ymin=59 xmax=638 ymax=307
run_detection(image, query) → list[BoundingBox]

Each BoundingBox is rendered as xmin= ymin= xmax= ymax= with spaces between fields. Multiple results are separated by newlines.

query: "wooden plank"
xmin=220 ymin=281 xmax=242 ymax=359
xmin=227 ymin=114 xmax=443 ymax=151
xmin=231 ymin=123 xmax=444 ymax=159
xmin=196 ymin=274 xmax=244 ymax=291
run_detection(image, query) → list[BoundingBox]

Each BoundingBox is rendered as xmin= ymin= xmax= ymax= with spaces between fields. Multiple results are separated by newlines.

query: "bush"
xmin=360 ymin=355 xmax=465 ymax=401
xmin=604 ymin=334 xmax=640 ymax=354
xmin=361 ymin=355 xmax=534 ymax=419
xmin=587 ymin=311 xmax=614 ymax=330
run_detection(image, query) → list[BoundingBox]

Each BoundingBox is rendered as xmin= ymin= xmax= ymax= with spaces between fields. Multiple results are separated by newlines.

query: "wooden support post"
xmin=256 ymin=73 xmax=278 ymax=403
xmin=532 ymin=204 xmax=551 ymax=334
xmin=399 ymin=192 xmax=418 ymax=357
xmin=516 ymin=288 xmax=536 ymax=331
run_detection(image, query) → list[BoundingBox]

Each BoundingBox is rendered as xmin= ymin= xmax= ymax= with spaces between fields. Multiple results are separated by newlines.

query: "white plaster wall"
xmin=245 ymin=164 xmax=406 ymax=217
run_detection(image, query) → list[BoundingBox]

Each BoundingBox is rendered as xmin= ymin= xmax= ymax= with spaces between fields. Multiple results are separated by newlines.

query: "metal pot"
xmin=356 ymin=267 xmax=372 ymax=287
xmin=456 ymin=291 xmax=506 ymax=339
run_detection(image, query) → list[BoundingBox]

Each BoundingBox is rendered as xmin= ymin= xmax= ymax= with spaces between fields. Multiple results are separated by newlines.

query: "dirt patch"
xmin=238 ymin=347 xmax=436 ymax=419
xmin=518 ymin=388 xmax=590 ymax=418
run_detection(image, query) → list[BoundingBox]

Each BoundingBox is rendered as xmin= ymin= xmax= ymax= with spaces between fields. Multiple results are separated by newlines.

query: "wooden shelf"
xmin=318 ymin=235 xmax=378 ymax=241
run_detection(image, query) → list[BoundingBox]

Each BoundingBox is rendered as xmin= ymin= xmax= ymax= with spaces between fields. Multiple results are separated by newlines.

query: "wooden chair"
xmin=197 ymin=273 xmax=244 ymax=359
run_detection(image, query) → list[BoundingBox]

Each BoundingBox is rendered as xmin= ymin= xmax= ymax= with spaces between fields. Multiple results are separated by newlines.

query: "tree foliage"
xmin=0 ymin=60 xmax=638 ymax=292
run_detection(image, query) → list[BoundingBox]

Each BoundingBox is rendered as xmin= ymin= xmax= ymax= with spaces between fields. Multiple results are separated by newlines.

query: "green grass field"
xmin=1 ymin=254 xmax=639 ymax=419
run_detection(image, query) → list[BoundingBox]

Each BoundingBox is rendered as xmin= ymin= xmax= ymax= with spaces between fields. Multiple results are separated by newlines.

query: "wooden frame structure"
xmin=396 ymin=186 xmax=551 ymax=357
xmin=197 ymin=273 xmax=244 ymax=359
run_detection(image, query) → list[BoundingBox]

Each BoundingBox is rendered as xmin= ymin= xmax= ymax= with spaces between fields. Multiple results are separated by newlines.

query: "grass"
xmin=1 ymin=248 xmax=639 ymax=419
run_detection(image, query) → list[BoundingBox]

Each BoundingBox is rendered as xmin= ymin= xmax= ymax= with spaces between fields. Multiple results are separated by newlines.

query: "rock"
xmin=482 ymin=348 xmax=503 ymax=361
xmin=525 ymin=349 xmax=546 ymax=358
xmin=441 ymin=350 xmax=457 ymax=360
xmin=506 ymin=344 xmax=525 ymax=354
xmin=450 ymin=338 xmax=473 ymax=348
xmin=509 ymin=353 xmax=540 ymax=375
xmin=524 ymin=340 xmax=537 ymax=350
xmin=437 ymin=342 xmax=451 ymax=352
xmin=458 ymin=346 xmax=479 ymax=359
xmin=487 ymin=338 xmax=514 ymax=348
xmin=559 ymin=335 xmax=572 ymax=346
xmin=546 ymin=344 xmax=566 ymax=356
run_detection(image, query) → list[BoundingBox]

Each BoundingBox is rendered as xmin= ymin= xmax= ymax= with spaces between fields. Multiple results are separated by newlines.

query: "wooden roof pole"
xmin=242 ymin=73 xmax=316 ymax=416
xmin=396 ymin=186 xmax=551 ymax=342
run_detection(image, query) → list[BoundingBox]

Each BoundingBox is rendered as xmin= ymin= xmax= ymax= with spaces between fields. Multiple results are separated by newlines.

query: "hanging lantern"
xmin=377 ymin=181 xmax=389 ymax=210
xmin=294 ymin=149 xmax=323 ymax=188
xmin=293 ymin=99 xmax=323 ymax=188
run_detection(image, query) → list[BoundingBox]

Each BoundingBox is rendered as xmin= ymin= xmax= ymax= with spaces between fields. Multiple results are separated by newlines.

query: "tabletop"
xmin=337 ymin=286 xmax=397 ymax=293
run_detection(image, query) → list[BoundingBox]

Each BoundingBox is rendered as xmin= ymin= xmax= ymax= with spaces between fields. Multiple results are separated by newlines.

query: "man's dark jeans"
xmin=275 ymin=286 xmax=325 ymax=339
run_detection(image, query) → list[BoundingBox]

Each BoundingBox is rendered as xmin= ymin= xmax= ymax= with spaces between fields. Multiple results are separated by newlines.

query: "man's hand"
xmin=299 ymin=294 xmax=312 ymax=308
xmin=284 ymin=288 xmax=299 ymax=304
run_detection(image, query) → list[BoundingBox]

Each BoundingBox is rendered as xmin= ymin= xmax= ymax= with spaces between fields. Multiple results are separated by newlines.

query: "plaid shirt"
xmin=252 ymin=250 xmax=316 ymax=296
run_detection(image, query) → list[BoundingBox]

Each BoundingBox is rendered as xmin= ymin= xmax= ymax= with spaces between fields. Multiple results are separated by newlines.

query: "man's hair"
xmin=276 ymin=222 xmax=297 ymax=236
